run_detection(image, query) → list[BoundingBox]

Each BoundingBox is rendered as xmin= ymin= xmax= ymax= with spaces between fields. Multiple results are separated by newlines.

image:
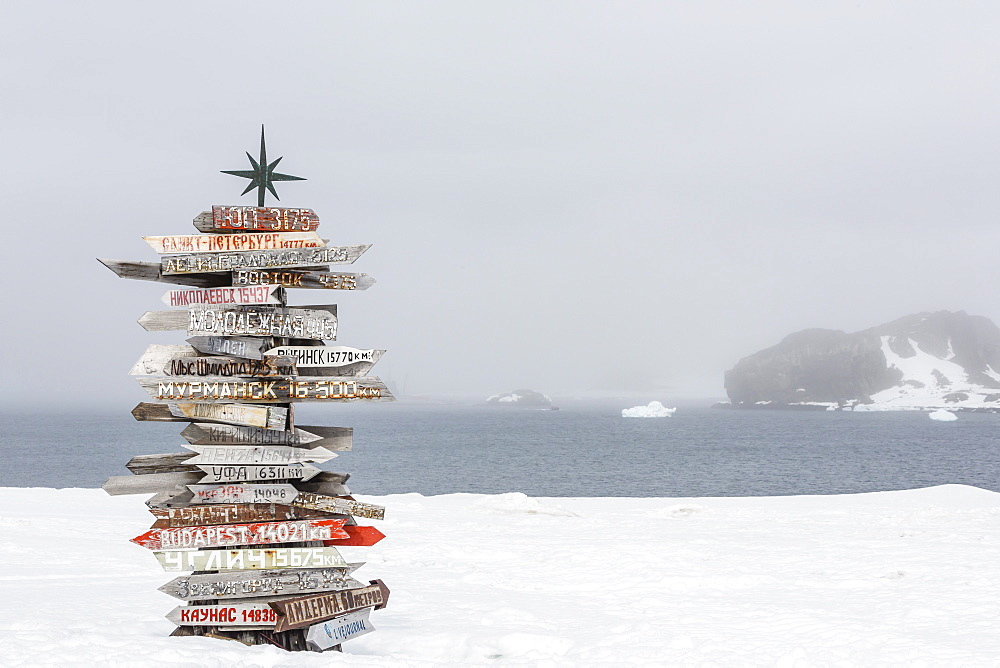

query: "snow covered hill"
xmin=725 ymin=311 xmax=1000 ymax=411
xmin=2 ymin=485 xmax=998 ymax=665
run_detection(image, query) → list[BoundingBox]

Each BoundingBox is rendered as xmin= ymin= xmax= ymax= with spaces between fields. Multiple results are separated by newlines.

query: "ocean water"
xmin=2 ymin=401 xmax=997 ymax=496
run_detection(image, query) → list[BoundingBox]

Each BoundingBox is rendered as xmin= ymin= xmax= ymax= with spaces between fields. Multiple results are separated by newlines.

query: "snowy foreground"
xmin=1 ymin=486 xmax=999 ymax=666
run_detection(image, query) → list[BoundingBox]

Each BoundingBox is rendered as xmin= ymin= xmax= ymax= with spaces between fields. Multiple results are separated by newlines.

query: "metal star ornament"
xmin=222 ymin=126 xmax=306 ymax=206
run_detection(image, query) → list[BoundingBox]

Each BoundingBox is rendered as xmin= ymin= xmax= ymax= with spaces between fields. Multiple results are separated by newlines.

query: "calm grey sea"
xmin=2 ymin=401 xmax=997 ymax=496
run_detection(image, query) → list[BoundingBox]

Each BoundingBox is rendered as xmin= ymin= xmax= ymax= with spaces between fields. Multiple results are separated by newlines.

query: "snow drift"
xmin=1 ymin=485 xmax=998 ymax=665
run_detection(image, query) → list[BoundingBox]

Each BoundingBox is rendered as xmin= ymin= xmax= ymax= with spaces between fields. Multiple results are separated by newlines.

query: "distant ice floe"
xmin=929 ymin=409 xmax=958 ymax=422
xmin=622 ymin=401 xmax=677 ymax=418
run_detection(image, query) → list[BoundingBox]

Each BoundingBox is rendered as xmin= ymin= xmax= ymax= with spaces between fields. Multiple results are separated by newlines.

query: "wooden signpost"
xmin=270 ymin=580 xmax=389 ymax=632
xmin=100 ymin=128 xmax=392 ymax=652
xmin=155 ymin=546 xmax=348 ymax=572
xmin=159 ymin=566 xmax=364 ymax=601
xmin=194 ymin=205 xmax=321 ymax=232
xmin=148 ymin=503 xmax=331 ymax=528
xmin=161 ymin=285 xmax=283 ymax=307
xmin=183 ymin=445 xmax=337 ymax=465
xmin=131 ymin=518 xmax=349 ymax=550
xmin=180 ymin=423 xmax=353 ymax=450
xmin=145 ymin=231 xmax=325 ymax=253
xmin=233 ymin=268 xmax=376 ymax=291
xmin=138 ymin=376 xmax=393 ymax=402
xmin=305 ymin=608 xmax=375 ymax=651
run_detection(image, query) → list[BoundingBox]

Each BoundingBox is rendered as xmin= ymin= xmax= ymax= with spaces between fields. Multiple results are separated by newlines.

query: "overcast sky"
xmin=2 ymin=1 xmax=998 ymax=410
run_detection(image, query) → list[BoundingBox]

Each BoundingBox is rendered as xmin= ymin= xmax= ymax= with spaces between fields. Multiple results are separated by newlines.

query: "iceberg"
xmin=622 ymin=401 xmax=677 ymax=418
xmin=929 ymin=409 xmax=958 ymax=422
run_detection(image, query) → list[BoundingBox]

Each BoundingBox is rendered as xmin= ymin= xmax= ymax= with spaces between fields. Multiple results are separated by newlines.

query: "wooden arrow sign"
xmin=187 ymin=483 xmax=299 ymax=505
xmin=166 ymin=602 xmax=279 ymax=628
xmin=160 ymin=245 xmax=369 ymax=275
xmin=158 ymin=565 xmax=364 ymax=601
xmin=184 ymin=445 xmax=337 ymax=465
xmin=149 ymin=503 xmax=332 ymax=529
xmin=233 ymin=269 xmax=376 ymax=291
xmin=194 ymin=205 xmax=321 ymax=233
xmin=129 ymin=345 xmax=294 ymax=377
xmin=305 ymin=607 xmax=375 ymax=651
xmin=132 ymin=402 xmax=288 ymax=429
xmin=161 ymin=285 xmax=282 ymax=307
xmin=145 ymin=231 xmax=326 ymax=254
xmin=132 ymin=518 xmax=348 ymax=550
xmin=98 ymin=258 xmax=230 ymax=288
xmin=186 ymin=336 xmax=275 ymax=360
xmin=102 ymin=471 xmax=202 ymax=496
xmin=270 ymin=580 xmax=389 ymax=632
xmin=138 ymin=376 xmax=392 ymax=403
xmin=155 ymin=546 xmax=347 ymax=571
xmin=322 ymin=526 xmax=385 ymax=547
xmin=196 ymin=463 xmax=322 ymax=484
xmin=139 ymin=305 xmax=338 ymax=341
xmin=180 ymin=423 xmax=352 ymax=451
xmin=291 ymin=492 xmax=385 ymax=521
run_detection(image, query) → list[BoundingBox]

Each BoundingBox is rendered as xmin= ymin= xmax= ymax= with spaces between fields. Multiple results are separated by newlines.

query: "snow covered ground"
xmin=1 ymin=485 xmax=998 ymax=666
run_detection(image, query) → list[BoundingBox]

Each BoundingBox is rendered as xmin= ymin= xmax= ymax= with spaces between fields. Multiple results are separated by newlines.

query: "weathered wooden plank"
xmin=305 ymin=608 xmax=375 ymax=651
xmin=129 ymin=344 xmax=199 ymax=375
xmin=149 ymin=503 xmax=333 ymax=528
xmin=194 ymin=206 xmax=321 ymax=233
xmin=158 ymin=565 xmax=364 ymax=601
xmin=187 ymin=484 xmax=300 ymax=505
xmin=180 ymin=423 xmax=352 ymax=451
xmin=126 ymin=452 xmax=197 ymax=475
xmin=294 ymin=480 xmax=351 ymax=497
xmin=161 ymin=246 xmax=370 ymax=275
xmin=271 ymin=580 xmax=389 ymax=632
xmin=184 ymin=445 xmax=337 ymax=465
xmin=131 ymin=402 xmax=287 ymax=429
xmin=233 ymin=269 xmax=375 ymax=291
xmin=161 ymin=285 xmax=282 ymax=307
xmin=146 ymin=232 xmax=325 ymax=254
xmin=321 ymin=526 xmax=385 ymax=547
xmin=129 ymin=345 xmax=295 ymax=377
xmin=196 ymin=463 xmax=322 ymax=484
xmin=155 ymin=546 xmax=347 ymax=571
xmin=146 ymin=490 xmax=190 ymax=508
xmin=291 ymin=492 xmax=384 ymax=521
xmin=98 ymin=259 xmax=230 ymax=288
xmin=138 ymin=376 xmax=393 ymax=403
xmin=132 ymin=518 xmax=348 ymax=550
xmin=102 ymin=471 xmax=202 ymax=496
xmin=186 ymin=336 xmax=275 ymax=360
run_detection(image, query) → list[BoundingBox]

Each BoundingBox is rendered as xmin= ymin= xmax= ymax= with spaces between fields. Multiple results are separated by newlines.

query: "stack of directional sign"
xmin=99 ymin=139 xmax=394 ymax=652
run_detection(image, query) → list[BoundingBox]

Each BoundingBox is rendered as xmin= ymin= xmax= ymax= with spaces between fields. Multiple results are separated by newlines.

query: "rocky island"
xmin=723 ymin=311 xmax=1000 ymax=412
xmin=487 ymin=389 xmax=553 ymax=408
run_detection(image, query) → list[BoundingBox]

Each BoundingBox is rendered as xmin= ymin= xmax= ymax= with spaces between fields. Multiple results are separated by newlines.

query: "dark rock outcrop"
xmin=724 ymin=311 xmax=1000 ymax=409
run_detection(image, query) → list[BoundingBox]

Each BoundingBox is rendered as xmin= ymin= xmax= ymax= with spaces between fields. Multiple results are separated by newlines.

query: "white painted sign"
xmin=264 ymin=346 xmax=384 ymax=368
xmin=184 ymin=445 xmax=336 ymax=465
xmin=305 ymin=608 xmax=375 ymax=650
xmin=196 ymin=463 xmax=321 ymax=483
xmin=154 ymin=546 xmax=347 ymax=572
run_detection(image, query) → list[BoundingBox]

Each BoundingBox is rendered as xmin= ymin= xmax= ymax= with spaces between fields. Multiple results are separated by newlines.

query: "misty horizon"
xmin=2 ymin=2 xmax=998 ymax=410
